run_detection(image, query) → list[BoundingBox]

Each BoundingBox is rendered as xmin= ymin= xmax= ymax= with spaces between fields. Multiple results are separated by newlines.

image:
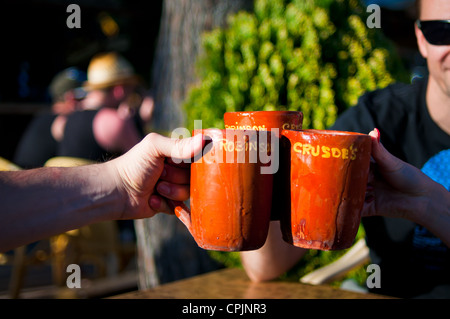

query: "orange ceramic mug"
xmin=280 ymin=129 xmax=372 ymax=250
xmin=224 ymin=111 xmax=303 ymax=220
xmin=173 ymin=128 xmax=274 ymax=251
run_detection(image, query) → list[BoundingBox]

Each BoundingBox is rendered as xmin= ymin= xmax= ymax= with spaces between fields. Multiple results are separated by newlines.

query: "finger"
xmin=148 ymin=132 xmax=205 ymax=161
xmin=368 ymin=128 xmax=404 ymax=173
xmin=160 ymin=163 xmax=191 ymax=185
xmin=156 ymin=181 xmax=190 ymax=201
xmin=149 ymin=195 xmax=173 ymax=215
xmin=165 ymin=157 xmax=191 ymax=168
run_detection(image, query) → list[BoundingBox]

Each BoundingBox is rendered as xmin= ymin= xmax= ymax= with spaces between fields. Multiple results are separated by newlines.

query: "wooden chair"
xmin=44 ymin=156 xmax=96 ymax=167
xmin=299 ymin=238 xmax=370 ymax=286
xmin=44 ymin=157 xmax=136 ymax=288
xmin=44 ymin=157 xmax=121 ymax=282
xmin=0 ymin=157 xmax=21 ymax=171
xmin=0 ymin=158 xmax=51 ymax=298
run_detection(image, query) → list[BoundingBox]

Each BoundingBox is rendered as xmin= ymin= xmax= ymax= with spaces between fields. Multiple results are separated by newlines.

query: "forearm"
xmin=416 ymin=182 xmax=450 ymax=248
xmin=0 ymin=164 xmax=123 ymax=252
xmin=240 ymin=221 xmax=307 ymax=282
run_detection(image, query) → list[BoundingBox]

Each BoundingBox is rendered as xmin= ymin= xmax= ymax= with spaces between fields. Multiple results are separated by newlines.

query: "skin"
xmin=415 ymin=0 xmax=450 ymax=134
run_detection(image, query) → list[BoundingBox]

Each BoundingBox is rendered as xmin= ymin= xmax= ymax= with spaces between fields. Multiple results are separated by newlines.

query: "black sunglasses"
xmin=416 ymin=20 xmax=450 ymax=45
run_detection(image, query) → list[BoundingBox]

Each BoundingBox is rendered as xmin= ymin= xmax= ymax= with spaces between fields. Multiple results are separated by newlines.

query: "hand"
xmin=108 ymin=132 xmax=204 ymax=220
xmin=363 ymin=129 xmax=438 ymax=221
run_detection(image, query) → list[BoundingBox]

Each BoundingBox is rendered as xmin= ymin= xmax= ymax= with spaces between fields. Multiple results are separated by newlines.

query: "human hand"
xmin=108 ymin=132 xmax=204 ymax=220
xmin=362 ymin=128 xmax=436 ymax=221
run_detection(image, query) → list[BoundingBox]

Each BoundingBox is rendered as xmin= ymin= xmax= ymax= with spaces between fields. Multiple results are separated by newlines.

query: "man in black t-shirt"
xmin=240 ymin=0 xmax=450 ymax=298
xmin=13 ymin=67 xmax=86 ymax=168
xmin=330 ymin=77 xmax=450 ymax=298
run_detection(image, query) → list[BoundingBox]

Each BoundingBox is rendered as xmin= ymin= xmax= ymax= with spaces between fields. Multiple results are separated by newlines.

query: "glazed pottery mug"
xmin=224 ymin=111 xmax=303 ymax=220
xmin=280 ymin=129 xmax=372 ymax=250
xmin=173 ymin=128 xmax=274 ymax=251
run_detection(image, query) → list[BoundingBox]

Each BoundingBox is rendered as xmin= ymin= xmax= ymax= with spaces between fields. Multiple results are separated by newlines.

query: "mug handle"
xmin=168 ymin=199 xmax=193 ymax=236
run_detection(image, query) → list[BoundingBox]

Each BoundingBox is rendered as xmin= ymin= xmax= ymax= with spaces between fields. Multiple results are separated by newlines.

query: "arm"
xmin=240 ymin=221 xmax=307 ymax=282
xmin=364 ymin=129 xmax=450 ymax=247
xmin=0 ymin=133 xmax=204 ymax=252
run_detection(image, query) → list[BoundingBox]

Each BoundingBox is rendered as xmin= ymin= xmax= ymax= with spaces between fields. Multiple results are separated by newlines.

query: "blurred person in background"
xmin=57 ymin=52 xmax=154 ymax=244
xmin=58 ymin=52 xmax=154 ymax=162
xmin=13 ymin=67 xmax=86 ymax=168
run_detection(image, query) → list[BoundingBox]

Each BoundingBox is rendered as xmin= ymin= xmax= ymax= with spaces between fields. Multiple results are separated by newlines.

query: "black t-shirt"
xmin=331 ymin=77 xmax=450 ymax=298
xmin=58 ymin=110 xmax=115 ymax=162
xmin=13 ymin=112 xmax=58 ymax=168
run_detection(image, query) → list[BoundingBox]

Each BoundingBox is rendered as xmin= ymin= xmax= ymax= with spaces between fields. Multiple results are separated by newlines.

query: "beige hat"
xmin=83 ymin=52 xmax=141 ymax=91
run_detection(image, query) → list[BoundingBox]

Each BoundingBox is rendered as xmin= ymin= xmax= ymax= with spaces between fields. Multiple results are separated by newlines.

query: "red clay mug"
xmin=280 ymin=129 xmax=372 ymax=250
xmin=224 ymin=111 xmax=303 ymax=220
xmin=173 ymin=128 xmax=274 ymax=251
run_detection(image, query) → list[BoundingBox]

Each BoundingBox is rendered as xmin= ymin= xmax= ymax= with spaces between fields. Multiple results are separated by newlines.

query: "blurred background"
xmin=0 ymin=0 xmax=162 ymax=161
xmin=0 ymin=0 xmax=422 ymax=299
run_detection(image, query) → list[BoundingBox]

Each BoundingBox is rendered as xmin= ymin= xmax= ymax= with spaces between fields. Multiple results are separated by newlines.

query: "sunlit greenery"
xmin=184 ymin=0 xmax=408 ymax=131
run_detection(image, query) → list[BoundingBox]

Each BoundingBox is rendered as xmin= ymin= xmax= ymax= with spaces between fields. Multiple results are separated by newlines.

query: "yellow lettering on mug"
xmin=290 ymin=142 xmax=359 ymax=160
xmin=332 ymin=148 xmax=341 ymax=158
xmin=220 ymin=139 xmax=228 ymax=152
xmin=311 ymin=145 xmax=320 ymax=157
xmin=342 ymin=148 xmax=349 ymax=159
xmin=303 ymin=144 xmax=312 ymax=155
xmin=321 ymin=146 xmax=331 ymax=158
xmin=351 ymin=148 xmax=358 ymax=160
xmin=293 ymin=142 xmax=302 ymax=153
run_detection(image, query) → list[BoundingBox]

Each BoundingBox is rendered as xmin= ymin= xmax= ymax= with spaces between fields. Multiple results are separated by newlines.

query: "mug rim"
xmin=224 ymin=110 xmax=302 ymax=116
xmin=281 ymin=129 xmax=369 ymax=137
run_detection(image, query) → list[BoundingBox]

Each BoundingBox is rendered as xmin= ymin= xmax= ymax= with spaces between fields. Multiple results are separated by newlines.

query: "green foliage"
xmin=183 ymin=0 xmax=408 ymax=131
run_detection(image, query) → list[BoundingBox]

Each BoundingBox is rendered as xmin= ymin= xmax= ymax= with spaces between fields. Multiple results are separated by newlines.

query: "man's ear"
xmin=415 ymin=23 xmax=429 ymax=59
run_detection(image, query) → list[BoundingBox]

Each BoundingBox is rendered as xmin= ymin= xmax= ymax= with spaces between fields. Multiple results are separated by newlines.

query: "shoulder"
xmin=28 ymin=112 xmax=58 ymax=128
xmin=332 ymin=79 xmax=425 ymax=134
xmin=359 ymin=79 xmax=426 ymax=113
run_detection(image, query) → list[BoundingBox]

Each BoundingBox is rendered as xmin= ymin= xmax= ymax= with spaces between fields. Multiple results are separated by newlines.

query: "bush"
xmin=184 ymin=0 xmax=409 ymax=284
xmin=183 ymin=0 xmax=408 ymax=131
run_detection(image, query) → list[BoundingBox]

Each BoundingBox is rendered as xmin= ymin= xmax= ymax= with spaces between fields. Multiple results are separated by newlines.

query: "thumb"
xmin=368 ymin=128 xmax=403 ymax=173
xmin=150 ymin=132 xmax=205 ymax=161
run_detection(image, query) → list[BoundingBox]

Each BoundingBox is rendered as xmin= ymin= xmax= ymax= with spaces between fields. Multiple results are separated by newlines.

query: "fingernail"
xmin=375 ymin=128 xmax=381 ymax=143
xmin=365 ymin=194 xmax=375 ymax=203
xmin=157 ymin=183 xmax=170 ymax=195
xmin=161 ymin=168 xmax=167 ymax=178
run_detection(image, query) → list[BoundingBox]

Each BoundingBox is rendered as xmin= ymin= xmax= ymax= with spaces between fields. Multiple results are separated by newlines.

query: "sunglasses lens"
xmin=420 ymin=21 xmax=450 ymax=45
